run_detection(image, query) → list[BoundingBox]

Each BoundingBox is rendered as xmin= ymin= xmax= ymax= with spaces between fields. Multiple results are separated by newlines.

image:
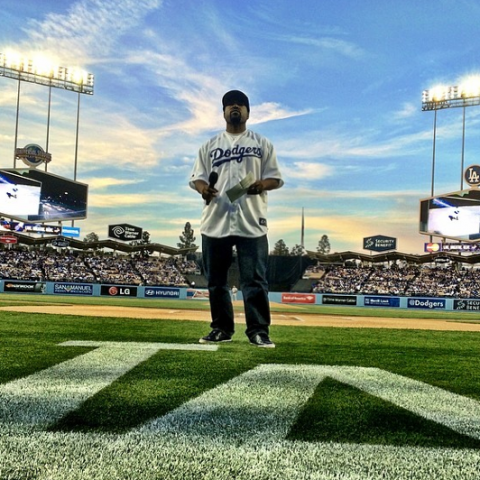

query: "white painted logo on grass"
xmin=1 ymin=341 xmax=480 ymax=479
xmin=0 ymin=341 xmax=216 ymax=432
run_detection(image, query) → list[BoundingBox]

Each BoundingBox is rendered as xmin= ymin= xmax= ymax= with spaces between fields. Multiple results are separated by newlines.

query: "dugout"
xmin=195 ymin=255 xmax=315 ymax=293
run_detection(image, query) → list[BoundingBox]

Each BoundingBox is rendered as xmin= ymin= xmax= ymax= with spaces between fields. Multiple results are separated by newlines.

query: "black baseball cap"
xmin=222 ymin=90 xmax=250 ymax=112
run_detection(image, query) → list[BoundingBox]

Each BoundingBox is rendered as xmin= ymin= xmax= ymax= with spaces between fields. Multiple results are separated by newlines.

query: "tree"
xmin=271 ymin=239 xmax=289 ymax=256
xmin=290 ymin=244 xmax=305 ymax=256
xmin=130 ymin=231 xmax=151 ymax=246
xmin=317 ymin=235 xmax=331 ymax=254
xmin=83 ymin=232 xmax=99 ymax=243
xmin=141 ymin=231 xmax=151 ymax=245
xmin=178 ymin=222 xmax=197 ymax=249
xmin=83 ymin=232 xmax=100 ymax=251
xmin=130 ymin=231 xmax=151 ymax=257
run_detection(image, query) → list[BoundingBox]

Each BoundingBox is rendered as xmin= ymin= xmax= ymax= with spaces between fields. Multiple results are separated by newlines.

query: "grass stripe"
xmin=0 ymin=341 xmax=215 ymax=432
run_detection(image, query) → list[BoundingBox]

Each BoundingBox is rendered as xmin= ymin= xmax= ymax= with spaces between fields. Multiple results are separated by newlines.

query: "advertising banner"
xmin=281 ymin=293 xmax=316 ymax=304
xmin=424 ymin=242 xmax=442 ymax=253
xmin=443 ymin=243 xmax=480 ymax=252
xmin=0 ymin=235 xmax=17 ymax=245
xmin=186 ymin=288 xmax=209 ymax=300
xmin=363 ymin=235 xmax=397 ymax=252
xmin=322 ymin=295 xmax=357 ymax=306
xmin=407 ymin=298 xmax=446 ymax=310
xmin=100 ymin=285 xmax=137 ymax=297
xmin=145 ymin=287 xmax=180 ymax=298
xmin=453 ymin=299 xmax=480 ymax=311
xmin=51 ymin=237 xmax=70 ymax=247
xmin=54 ymin=283 xmax=93 ymax=296
xmin=3 ymin=281 xmax=45 ymax=293
xmin=108 ymin=224 xmax=143 ymax=241
xmin=364 ymin=296 xmax=400 ymax=307
xmin=424 ymin=242 xmax=480 ymax=253
xmin=62 ymin=226 xmax=81 ymax=238
xmin=0 ymin=221 xmax=62 ymax=235
xmin=15 ymin=144 xmax=51 ymax=168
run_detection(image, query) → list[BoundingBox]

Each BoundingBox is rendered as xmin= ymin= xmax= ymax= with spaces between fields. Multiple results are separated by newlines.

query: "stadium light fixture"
xmin=422 ymin=77 xmax=480 ymax=111
xmin=422 ymin=76 xmax=480 ymax=203
xmin=0 ymin=52 xmax=94 ymax=95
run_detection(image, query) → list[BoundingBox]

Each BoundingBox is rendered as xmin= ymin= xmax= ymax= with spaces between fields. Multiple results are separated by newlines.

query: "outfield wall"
xmin=1 ymin=279 xmax=480 ymax=312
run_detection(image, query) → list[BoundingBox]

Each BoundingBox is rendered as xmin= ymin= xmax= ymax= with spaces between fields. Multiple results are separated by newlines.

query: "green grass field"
xmin=1 ymin=293 xmax=480 ymax=479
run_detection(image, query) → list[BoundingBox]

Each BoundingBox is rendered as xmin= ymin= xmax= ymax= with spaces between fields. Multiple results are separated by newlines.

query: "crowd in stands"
xmin=308 ymin=264 xmax=480 ymax=298
xmin=0 ymin=248 xmax=197 ymax=287
xmin=2 ymin=247 xmax=480 ymax=298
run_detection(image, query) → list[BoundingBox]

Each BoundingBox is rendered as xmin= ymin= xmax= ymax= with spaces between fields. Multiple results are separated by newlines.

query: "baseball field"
xmin=1 ymin=293 xmax=480 ymax=479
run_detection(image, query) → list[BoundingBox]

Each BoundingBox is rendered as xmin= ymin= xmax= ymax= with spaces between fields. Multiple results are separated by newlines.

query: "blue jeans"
xmin=202 ymin=234 xmax=271 ymax=338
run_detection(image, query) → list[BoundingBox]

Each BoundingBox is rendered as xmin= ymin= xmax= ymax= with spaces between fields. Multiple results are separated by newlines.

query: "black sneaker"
xmin=199 ymin=329 xmax=232 ymax=344
xmin=249 ymin=333 xmax=275 ymax=348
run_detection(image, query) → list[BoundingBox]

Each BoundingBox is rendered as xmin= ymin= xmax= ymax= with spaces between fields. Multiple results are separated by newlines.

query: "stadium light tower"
xmin=0 ymin=51 xmax=94 ymax=174
xmin=422 ymin=77 xmax=480 ymax=193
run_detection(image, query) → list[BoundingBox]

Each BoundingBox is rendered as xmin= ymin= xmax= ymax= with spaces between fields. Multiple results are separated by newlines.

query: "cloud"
xmin=288 ymin=36 xmax=366 ymax=59
xmin=127 ymin=49 xmax=311 ymax=136
xmin=22 ymin=0 xmax=163 ymax=64
xmin=78 ymin=113 xmax=161 ymax=170
xmin=282 ymin=162 xmax=333 ymax=181
xmin=276 ymin=186 xmax=424 ymax=202
xmin=0 ymin=89 xmax=21 ymax=107
xmin=88 ymin=191 xmax=184 ymax=208
xmin=276 ymin=126 xmax=432 ymax=161
xmin=83 ymin=177 xmax=141 ymax=189
xmin=393 ymin=102 xmax=418 ymax=119
xmin=250 ymin=102 xmax=312 ymax=125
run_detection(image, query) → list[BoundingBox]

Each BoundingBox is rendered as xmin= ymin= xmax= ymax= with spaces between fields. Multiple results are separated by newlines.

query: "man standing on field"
xmin=190 ymin=90 xmax=283 ymax=348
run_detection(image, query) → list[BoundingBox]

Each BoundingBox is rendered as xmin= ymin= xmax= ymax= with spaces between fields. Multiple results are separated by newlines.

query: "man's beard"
xmin=229 ymin=111 xmax=241 ymax=125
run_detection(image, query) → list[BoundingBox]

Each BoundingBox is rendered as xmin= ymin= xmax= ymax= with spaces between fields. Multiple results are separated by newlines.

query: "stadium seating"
xmin=1 ymin=248 xmax=480 ymax=297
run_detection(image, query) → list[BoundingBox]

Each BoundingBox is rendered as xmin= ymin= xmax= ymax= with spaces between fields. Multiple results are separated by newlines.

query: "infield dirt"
xmin=2 ymin=303 xmax=480 ymax=332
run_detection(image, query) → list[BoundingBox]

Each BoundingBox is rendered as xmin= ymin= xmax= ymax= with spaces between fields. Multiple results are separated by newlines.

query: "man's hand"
xmin=194 ymin=180 xmax=218 ymax=204
xmin=201 ymin=184 xmax=218 ymax=203
xmin=247 ymin=178 xmax=280 ymax=195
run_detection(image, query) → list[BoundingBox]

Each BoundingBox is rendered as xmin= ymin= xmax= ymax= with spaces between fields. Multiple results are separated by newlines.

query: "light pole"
xmin=431 ymin=109 xmax=437 ymax=197
xmin=461 ymin=105 xmax=466 ymax=190
xmin=0 ymin=52 xmax=94 ymax=173
xmin=45 ymin=80 xmax=52 ymax=172
xmin=74 ymin=92 xmax=81 ymax=182
xmin=422 ymin=79 xmax=480 ymax=193
xmin=13 ymin=75 xmax=21 ymax=168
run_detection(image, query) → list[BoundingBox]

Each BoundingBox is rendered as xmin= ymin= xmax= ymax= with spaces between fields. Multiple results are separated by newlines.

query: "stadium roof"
xmin=3 ymin=232 xmax=196 ymax=256
xmin=306 ymin=250 xmax=480 ymax=265
xmin=4 ymin=234 xmax=480 ymax=263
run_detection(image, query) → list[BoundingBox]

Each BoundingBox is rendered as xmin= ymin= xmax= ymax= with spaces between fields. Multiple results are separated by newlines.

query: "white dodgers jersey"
xmin=190 ymin=129 xmax=283 ymax=238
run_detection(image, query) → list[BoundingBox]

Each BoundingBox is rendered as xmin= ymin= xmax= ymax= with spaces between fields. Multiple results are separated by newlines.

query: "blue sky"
xmin=1 ymin=0 xmax=480 ymax=254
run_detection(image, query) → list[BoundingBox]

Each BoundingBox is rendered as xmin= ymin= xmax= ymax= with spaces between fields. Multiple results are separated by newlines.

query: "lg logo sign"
xmin=100 ymin=285 xmax=138 ymax=297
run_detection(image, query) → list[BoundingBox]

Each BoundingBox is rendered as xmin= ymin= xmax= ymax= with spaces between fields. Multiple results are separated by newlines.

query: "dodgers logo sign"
xmin=464 ymin=165 xmax=480 ymax=186
xmin=407 ymin=298 xmax=446 ymax=310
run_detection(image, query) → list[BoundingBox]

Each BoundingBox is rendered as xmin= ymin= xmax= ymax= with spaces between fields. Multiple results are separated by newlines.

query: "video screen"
xmin=419 ymin=189 xmax=480 ymax=242
xmin=0 ymin=170 xmax=41 ymax=216
xmin=0 ymin=169 xmax=88 ymax=222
